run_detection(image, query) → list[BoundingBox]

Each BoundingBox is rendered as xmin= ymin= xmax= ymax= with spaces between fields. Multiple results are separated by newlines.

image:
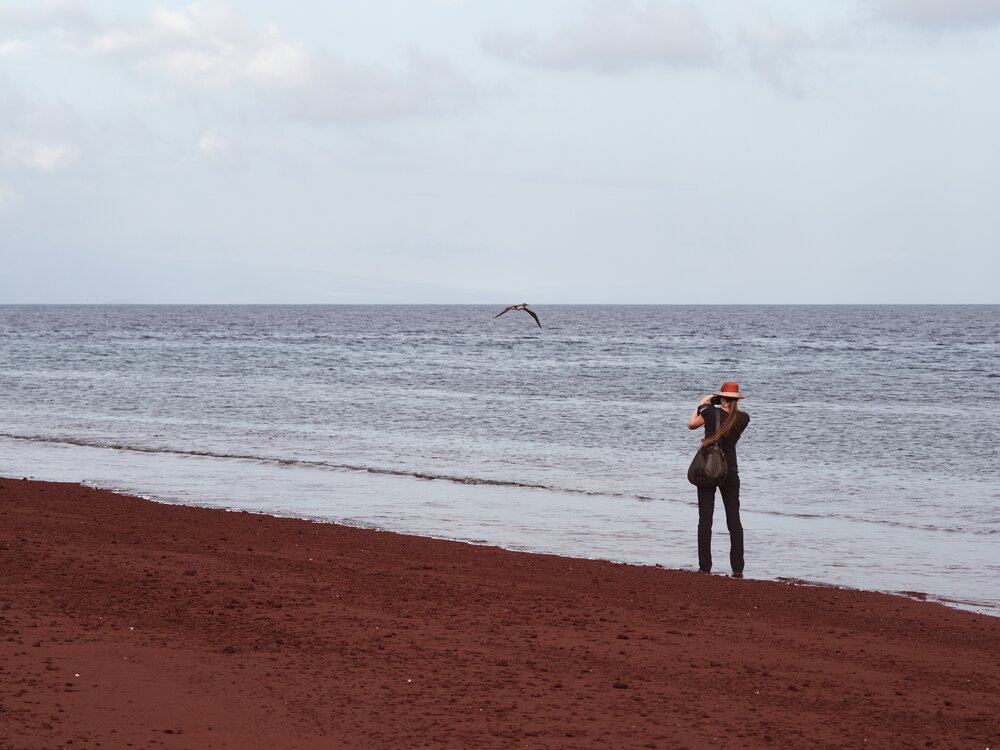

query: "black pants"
xmin=697 ymin=472 xmax=743 ymax=574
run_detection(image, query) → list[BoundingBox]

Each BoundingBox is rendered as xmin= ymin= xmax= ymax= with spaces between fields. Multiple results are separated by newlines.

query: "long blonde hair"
xmin=701 ymin=398 xmax=741 ymax=448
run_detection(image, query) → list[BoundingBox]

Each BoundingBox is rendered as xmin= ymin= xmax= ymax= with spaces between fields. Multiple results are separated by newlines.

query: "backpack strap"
xmin=714 ymin=406 xmax=727 ymax=441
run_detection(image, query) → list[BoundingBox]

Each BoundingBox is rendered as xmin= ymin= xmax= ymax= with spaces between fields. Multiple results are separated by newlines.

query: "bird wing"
xmin=524 ymin=307 xmax=541 ymax=328
xmin=494 ymin=305 xmax=515 ymax=318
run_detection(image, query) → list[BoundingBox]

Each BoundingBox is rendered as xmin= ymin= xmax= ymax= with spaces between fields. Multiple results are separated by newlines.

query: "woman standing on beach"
xmin=687 ymin=382 xmax=750 ymax=577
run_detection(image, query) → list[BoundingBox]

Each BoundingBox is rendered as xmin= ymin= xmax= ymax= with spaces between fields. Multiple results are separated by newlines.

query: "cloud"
xmin=0 ymin=181 xmax=16 ymax=212
xmin=738 ymin=15 xmax=817 ymax=95
xmin=871 ymin=0 xmax=1000 ymax=30
xmin=86 ymin=4 xmax=312 ymax=89
xmin=197 ymin=130 xmax=229 ymax=157
xmin=0 ymin=1 xmax=95 ymax=32
xmin=2 ymin=138 xmax=78 ymax=172
xmin=0 ymin=40 xmax=32 ymax=57
xmin=0 ymin=77 xmax=87 ymax=174
xmin=482 ymin=0 xmax=716 ymax=74
xmin=287 ymin=49 xmax=477 ymax=123
xmin=76 ymin=2 xmax=477 ymax=121
xmin=0 ymin=2 xmax=93 ymax=58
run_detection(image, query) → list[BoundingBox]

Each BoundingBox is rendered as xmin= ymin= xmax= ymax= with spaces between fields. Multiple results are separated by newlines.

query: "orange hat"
xmin=714 ymin=381 xmax=746 ymax=399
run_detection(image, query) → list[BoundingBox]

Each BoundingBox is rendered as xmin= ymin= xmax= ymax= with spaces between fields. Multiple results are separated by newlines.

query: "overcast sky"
xmin=1 ymin=0 xmax=998 ymax=303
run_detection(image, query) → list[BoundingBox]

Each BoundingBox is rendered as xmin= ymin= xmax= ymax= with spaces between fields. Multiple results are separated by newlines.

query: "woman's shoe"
xmin=731 ymin=572 xmax=744 ymax=578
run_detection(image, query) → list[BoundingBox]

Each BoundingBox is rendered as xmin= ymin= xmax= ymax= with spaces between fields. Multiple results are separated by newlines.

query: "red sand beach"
xmin=1 ymin=477 xmax=999 ymax=749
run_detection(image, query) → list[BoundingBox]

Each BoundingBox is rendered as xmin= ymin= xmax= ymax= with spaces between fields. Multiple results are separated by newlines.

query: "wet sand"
xmin=1 ymin=477 xmax=998 ymax=749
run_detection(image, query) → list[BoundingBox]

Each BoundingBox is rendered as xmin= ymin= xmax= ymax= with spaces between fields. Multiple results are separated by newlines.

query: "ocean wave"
xmin=3 ymin=431 xmax=996 ymax=539
xmin=752 ymin=507 xmax=996 ymax=535
xmin=0 ymin=431 xmax=613 ymax=498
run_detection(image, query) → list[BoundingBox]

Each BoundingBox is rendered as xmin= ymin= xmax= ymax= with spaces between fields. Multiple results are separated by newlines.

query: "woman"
xmin=687 ymin=382 xmax=751 ymax=577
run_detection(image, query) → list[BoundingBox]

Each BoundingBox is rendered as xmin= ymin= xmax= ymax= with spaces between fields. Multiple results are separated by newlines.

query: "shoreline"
xmin=5 ymin=441 xmax=995 ymax=619
xmin=15 ymin=462 xmax=997 ymax=619
xmin=2 ymin=477 xmax=999 ymax=748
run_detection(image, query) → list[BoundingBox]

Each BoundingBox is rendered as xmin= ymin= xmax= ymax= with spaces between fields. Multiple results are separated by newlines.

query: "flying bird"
xmin=494 ymin=303 xmax=541 ymax=328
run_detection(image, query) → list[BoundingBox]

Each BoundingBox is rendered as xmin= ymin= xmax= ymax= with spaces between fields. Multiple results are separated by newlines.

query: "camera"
xmin=710 ymin=395 xmax=722 ymax=406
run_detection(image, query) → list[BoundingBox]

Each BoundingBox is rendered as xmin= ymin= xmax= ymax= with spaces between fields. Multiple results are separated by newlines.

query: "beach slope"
xmin=1 ymin=478 xmax=998 ymax=749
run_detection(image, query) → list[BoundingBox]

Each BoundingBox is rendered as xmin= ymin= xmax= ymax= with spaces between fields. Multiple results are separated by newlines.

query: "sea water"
xmin=1 ymin=305 xmax=997 ymax=614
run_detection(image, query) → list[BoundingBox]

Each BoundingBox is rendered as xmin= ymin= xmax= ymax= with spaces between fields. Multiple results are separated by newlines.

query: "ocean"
xmin=1 ymin=304 xmax=997 ymax=614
